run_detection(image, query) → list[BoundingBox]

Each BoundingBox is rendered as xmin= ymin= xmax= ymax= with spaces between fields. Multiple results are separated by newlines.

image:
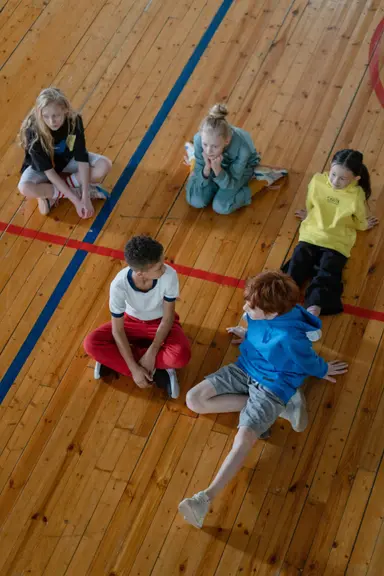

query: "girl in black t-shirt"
xmin=18 ymin=87 xmax=112 ymax=217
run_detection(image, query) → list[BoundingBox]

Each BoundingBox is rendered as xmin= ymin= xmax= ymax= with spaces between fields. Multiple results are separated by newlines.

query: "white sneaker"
xmin=253 ymin=167 xmax=288 ymax=185
xmin=89 ymin=184 xmax=109 ymax=200
xmin=93 ymin=362 xmax=115 ymax=380
xmin=178 ymin=491 xmax=210 ymax=528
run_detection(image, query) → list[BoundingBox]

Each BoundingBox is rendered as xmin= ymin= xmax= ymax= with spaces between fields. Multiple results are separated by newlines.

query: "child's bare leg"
xmin=69 ymin=158 xmax=112 ymax=185
xmin=18 ymin=182 xmax=55 ymax=199
xmin=89 ymin=157 xmax=112 ymax=182
xmin=186 ymin=380 xmax=248 ymax=414
xmin=178 ymin=426 xmax=257 ymax=528
xmin=205 ymin=426 xmax=257 ymax=500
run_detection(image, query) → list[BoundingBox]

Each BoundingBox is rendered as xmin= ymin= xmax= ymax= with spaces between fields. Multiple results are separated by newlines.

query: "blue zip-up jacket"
xmin=236 ymin=305 xmax=328 ymax=403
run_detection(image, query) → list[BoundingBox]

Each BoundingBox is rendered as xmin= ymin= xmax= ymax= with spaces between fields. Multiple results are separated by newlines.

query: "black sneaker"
xmin=94 ymin=362 xmax=116 ymax=380
xmin=153 ymin=369 xmax=180 ymax=399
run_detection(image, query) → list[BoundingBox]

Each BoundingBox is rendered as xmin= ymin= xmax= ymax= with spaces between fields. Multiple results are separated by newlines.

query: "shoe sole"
xmin=178 ymin=501 xmax=203 ymax=529
xmin=166 ymin=369 xmax=180 ymax=399
xmin=94 ymin=362 xmax=101 ymax=380
xmin=37 ymin=198 xmax=51 ymax=215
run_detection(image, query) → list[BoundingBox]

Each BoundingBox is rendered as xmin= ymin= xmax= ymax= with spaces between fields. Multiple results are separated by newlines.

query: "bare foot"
xmin=307 ymin=305 xmax=321 ymax=317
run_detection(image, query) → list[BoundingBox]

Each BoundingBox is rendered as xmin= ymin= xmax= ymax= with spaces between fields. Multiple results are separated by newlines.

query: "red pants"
xmin=83 ymin=314 xmax=191 ymax=376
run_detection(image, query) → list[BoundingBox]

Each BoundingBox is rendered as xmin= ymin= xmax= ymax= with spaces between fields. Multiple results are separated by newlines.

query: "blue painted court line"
xmin=0 ymin=0 xmax=235 ymax=402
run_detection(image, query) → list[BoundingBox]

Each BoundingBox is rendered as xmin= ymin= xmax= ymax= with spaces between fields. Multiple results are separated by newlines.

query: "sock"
xmin=52 ymin=186 xmax=64 ymax=200
xmin=201 ymin=490 xmax=211 ymax=502
xmin=65 ymin=174 xmax=80 ymax=188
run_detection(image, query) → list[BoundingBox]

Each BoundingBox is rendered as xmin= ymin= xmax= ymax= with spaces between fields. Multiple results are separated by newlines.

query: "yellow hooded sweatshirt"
xmin=299 ymin=172 xmax=368 ymax=258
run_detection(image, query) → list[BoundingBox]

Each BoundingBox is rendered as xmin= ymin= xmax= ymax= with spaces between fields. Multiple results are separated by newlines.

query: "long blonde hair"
xmin=19 ymin=87 xmax=77 ymax=160
xmin=199 ymin=103 xmax=232 ymax=140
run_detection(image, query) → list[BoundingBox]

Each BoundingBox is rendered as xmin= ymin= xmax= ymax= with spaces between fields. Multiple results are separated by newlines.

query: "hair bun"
xmin=208 ymin=103 xmax=228 ymax=120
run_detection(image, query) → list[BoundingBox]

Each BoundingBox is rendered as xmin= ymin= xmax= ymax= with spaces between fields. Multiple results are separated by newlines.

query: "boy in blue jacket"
xmin=178 ymin=271 xmax=348 ymax=528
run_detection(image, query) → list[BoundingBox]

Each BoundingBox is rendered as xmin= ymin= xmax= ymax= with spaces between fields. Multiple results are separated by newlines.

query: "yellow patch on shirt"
xmin=66 ymin=134 xmax=76 ymax=151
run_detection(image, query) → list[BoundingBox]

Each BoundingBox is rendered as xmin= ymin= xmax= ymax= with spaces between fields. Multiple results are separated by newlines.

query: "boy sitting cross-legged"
xmin=84 ymin=235 xmax=191 ymax=398
xmin=178 ymin=270 xmax=348 ymax=528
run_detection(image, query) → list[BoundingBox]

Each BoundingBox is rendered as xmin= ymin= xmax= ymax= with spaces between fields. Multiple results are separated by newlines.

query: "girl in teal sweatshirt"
xmin=186 ymin=104 xmax=262 ymax=214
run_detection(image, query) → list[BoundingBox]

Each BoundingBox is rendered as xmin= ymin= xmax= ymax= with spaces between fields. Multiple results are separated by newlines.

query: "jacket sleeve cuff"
xmin=213 ymin=169 xmax=229 ymax=188
xmin=195 ymin=170 xmax=213 ymax=187
xmin=318 ymin=359 xmax=328 ymax=378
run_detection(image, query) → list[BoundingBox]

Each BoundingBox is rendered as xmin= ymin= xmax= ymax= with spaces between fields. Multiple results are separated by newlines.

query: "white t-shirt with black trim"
xmin=109 ymin=264 xmax=179 ymax=321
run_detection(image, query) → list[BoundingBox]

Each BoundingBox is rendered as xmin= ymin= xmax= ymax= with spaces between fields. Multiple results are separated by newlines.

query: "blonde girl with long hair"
xmin=18 ymin=87 xmax=112 ymax=217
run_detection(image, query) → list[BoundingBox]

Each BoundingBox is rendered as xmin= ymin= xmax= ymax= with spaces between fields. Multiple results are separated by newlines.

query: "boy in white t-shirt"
xmin=84 ymin=236 xmax=191 ymax=398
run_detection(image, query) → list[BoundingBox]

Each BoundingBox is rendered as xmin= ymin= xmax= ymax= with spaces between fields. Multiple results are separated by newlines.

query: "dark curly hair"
xmin=244 ymin=270 xmax=300 ymax=315
xmin=124 ymin=235 xmax=164 ymax=270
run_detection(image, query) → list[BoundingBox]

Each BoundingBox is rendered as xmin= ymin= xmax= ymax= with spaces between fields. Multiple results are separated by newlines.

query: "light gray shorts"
xmin=207 ymin=363 xmax=286 ymax=437
xmin=19 ymin=152 xmax=106 ymax=185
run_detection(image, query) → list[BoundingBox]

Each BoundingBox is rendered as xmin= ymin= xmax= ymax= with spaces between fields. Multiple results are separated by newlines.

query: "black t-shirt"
xmin=21 ymin=115 xmax=89 ymax=174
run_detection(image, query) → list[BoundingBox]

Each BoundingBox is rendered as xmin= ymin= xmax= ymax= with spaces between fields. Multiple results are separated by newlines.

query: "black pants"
xmin=282 ymin=242 xmax=348 ymax=315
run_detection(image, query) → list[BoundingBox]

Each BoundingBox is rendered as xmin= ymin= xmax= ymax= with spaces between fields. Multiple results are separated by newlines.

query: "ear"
xmin=354 ymin=175 xmax=361 ymax=182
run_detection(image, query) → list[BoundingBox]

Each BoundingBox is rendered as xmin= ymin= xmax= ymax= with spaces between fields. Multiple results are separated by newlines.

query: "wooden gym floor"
xmin=0 ymin=0 xmax=384 ymax=574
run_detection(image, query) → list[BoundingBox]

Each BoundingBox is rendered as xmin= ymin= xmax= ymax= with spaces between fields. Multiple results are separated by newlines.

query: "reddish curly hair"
xmin=244 ymin=270 xmax=300 ymax=315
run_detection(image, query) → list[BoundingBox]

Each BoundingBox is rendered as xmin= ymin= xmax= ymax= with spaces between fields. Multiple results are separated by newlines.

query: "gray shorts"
xmin=207 ymin=363 xmax=308 ymax=437
xmin=19 ymin=152 xmax=106 ymax=185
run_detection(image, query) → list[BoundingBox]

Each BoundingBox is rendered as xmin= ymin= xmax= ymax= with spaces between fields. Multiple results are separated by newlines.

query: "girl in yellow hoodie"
xmin=283 ymin=150 xmax=378 ymax=316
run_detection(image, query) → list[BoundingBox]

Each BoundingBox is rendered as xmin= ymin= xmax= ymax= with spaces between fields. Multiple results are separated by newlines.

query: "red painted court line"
xmin=1 ymin=220 xmax=383 ymax=323
xmin=369 ymin=18 xmax=384 ymax=108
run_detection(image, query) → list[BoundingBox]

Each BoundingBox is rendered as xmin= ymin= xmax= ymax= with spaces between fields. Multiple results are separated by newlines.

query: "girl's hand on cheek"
xmin=202 ymin=151 xmax=211 ymax=178
xmin=211 ymin=154 xmax=223 ymax=176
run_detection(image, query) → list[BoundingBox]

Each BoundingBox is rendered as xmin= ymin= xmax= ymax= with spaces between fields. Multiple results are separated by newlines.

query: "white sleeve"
xmin=109 ymin=273 xmax=126 ymax=317
xmin=164 ymin=268 xmax=179 ymax=301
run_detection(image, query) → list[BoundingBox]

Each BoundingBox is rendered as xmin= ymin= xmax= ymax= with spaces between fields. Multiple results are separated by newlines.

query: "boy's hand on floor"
xmin=323 ymin=360 xmax=349 ymax=382
xmin=131 ymin=363 xmax=153 ymax=388
xmin=227 ymin=326 xmax=247 ymax=344
xmin=295 ymin=209 xmax=307 ymax=221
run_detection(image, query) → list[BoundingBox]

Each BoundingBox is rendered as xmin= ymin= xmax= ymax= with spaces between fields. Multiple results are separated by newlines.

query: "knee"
xmin=170 ymin=342 xmax=191 ymax=368
xmin=186 ymin=194 xmax=208 ymax=209
xmin=18 ymin=181 xmax=32 ymax=197
xmin=186 ymin=386 xmax=204 ymax=413
xmin=83 ymin=331 xmax=97 ymax=356
xmin=162 ymin=337 xmax=191 ymax=369
xmin=98 ymin=157 xmax=113 ymax=177
xmin=212 ymin=196 xmax=232 ymax=215
xmin=103 ymin=156 xmax=113 ymax=173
